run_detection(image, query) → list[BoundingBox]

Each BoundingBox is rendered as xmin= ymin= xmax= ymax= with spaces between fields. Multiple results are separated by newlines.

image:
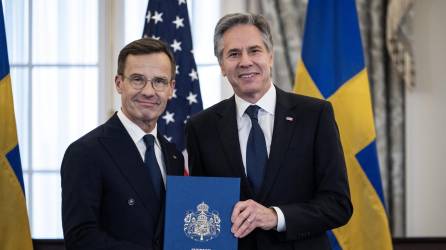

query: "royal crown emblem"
xmin=184 ymin=201 xmax=221 ymax=242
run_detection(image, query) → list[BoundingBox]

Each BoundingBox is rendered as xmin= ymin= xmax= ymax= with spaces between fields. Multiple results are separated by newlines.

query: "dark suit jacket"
xmin=61 ymin=113 xmax=184 ymax=250
xmin=185 ymin=87 xmax=352 ymax=250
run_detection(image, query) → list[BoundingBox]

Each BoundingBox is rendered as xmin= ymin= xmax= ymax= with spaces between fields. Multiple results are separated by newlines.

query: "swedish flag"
xmin=0 ymin=2 xmax=33 ymax=249
xmin=294 ymin=0 xmax=392 ymax=249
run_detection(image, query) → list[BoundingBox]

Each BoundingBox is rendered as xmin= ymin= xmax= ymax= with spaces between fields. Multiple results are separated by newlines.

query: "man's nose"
xmin=239 ymin=52 xmax=253 ymax=67
xmin=140 ymin=80 xmax=156 ymax=95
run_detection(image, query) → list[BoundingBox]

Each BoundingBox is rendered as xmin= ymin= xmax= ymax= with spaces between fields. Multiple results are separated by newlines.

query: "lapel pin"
xmin=172 ymin=155 xmax=177 ymax=160
xmin=286 ymin=116 xmax=294 ymax=122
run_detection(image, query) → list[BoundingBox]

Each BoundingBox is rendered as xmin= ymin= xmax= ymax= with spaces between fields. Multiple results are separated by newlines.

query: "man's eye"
xmin=228 ymin=52 xmax=239 ymax=57
xmin=131 ymin=77 xmax=145 ymax=83
xmin=153 ymin=78 xmax=168 ymax=85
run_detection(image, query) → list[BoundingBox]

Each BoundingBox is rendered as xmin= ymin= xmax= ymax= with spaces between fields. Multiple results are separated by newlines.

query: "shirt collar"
xmin=235 ymin=83 xmax=276 ymax=118
xmin=117 ymin=109 xmax=159 ymax=147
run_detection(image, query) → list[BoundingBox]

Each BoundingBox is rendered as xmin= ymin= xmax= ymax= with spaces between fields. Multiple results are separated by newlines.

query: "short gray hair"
xmin=213 ymin=13 xmax=273 ymax=63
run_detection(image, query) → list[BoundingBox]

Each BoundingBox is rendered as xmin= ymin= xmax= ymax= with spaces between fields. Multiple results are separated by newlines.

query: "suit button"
xmin=128 ymin=198 xmax=135 ymax=206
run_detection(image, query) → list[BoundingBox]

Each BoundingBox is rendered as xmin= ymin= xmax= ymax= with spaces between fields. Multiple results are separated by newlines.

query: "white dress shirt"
xmin=234 ymin=83 xmax=286 ymax=232
xmin=117 ymin=110 xmax=167 ymax=187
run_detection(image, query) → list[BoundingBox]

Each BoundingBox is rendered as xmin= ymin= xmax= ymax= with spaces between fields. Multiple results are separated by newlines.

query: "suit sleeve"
xmin=61 ymin=141 xmax=148 ymax=250
xmin=279 ymin=102 xmax=353 ymax=241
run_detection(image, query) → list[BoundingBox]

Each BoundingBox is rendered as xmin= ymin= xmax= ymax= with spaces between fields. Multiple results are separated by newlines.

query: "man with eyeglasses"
xmin=61 ymin=38 xmax=184 ymax=250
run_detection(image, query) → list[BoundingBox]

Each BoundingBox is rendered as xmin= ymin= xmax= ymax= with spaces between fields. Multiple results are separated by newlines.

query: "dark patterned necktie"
xmin=245 ymin=105 xmax=267 ymax=195
xmin=143 ymin=134 xmax=163 ymax=199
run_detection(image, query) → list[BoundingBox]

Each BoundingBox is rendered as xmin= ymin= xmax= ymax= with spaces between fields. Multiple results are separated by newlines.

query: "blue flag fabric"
xmin=294 ymin=0 xmax=392 ymax=249
xmin=143 ymin=0 xmax=203 ymax=168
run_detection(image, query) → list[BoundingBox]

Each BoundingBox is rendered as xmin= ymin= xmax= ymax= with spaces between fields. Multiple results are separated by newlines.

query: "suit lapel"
xmin=216 ymin=97 xmax=254 ymax=197
xmin=258 ymin=89 xmax=297 ymax=201
xmin=99 ymin=114 xmax=160 ymax=219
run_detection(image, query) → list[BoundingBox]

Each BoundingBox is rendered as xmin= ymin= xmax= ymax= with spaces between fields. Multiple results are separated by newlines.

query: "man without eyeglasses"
xmin=61 ymin=38 xmax=184 ymax=250
xmin=186 ymin=13 xmax=353 ymax=250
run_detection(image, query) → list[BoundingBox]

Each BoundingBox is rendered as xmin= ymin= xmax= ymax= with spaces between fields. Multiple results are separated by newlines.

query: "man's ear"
xmin=269 ymin=50 xmax=274 ymax=66
xmin=115 ymin=75 xmax=123 ymax=94
xmin=169 ymin=80 xmax=176 ymax=99
xmin=220 ymin=65 xmax=226 ymax=77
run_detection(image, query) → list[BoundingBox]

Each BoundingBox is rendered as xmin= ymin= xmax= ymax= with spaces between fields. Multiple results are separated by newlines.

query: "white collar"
xmin=117 ymin=109 xmax=159 ymax=147
xmin=235 ymin=83 xmax=276 ymax=118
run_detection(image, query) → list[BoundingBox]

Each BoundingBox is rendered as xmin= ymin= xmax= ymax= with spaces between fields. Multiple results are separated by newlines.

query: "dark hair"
xmin=117 ymin=38 xmax=176 ymax=79
xmin=214 ymin=13 xmax=273 ymax=63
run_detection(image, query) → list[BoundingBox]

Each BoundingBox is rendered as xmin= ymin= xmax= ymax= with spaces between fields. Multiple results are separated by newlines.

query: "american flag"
xmin=143 ymin=0 xmax=203 ymax=174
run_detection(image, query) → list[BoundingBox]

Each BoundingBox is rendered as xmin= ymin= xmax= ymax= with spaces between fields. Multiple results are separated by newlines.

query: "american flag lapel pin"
xmin=286 ymin=116 xmax=294 ymax=122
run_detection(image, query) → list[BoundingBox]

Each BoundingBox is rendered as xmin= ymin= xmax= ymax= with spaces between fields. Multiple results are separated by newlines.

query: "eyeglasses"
xmin=122 ymin=74 xmax=170 ymax=91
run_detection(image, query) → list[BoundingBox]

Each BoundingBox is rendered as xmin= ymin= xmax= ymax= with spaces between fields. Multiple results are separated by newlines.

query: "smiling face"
xmin=115 ymin=52 xmax=174 ymax=132
xmin=219 ymin=24 xmax=273 ymax=103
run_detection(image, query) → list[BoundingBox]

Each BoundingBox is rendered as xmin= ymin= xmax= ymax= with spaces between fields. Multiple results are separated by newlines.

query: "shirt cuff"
xmin=272 ymin=206 xmax=286 ymax=232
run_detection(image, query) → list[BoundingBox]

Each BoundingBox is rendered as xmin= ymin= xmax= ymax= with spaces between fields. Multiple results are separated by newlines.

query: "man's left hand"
xmin=230 ymin=199 xmax=278 ymax=238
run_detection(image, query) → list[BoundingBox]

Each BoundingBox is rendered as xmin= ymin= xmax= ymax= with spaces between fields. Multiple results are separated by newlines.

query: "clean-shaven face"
xmin=115 ymin=53 xmax=174 ymax=131
xmin=219 ymin=24 xmax=273 ymax=103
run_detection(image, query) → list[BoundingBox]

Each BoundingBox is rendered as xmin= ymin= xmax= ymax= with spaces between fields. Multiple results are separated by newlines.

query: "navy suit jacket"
xmin=185 ymin=87 xmax=352 ymax=250
xmin=61 ymin=113 xmax=184 ymax=250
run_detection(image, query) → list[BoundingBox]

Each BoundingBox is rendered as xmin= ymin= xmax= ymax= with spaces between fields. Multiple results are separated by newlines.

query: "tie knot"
xmin=143 ymin=134 xmax=156 ymax=148
xmin=245 ymin=105 xmax=261 ymax=121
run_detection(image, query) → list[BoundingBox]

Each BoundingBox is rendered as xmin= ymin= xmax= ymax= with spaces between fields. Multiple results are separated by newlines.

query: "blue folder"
xmin=164 ymin=176 xmax=240 ymax=250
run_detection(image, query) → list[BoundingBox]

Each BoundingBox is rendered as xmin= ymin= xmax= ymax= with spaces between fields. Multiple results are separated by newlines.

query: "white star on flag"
xmin=162 ymin=110 xmax=175 ymax=125
xmin=170 ymin=39 xmax=182 ymax=52
xmin=172 ymin=16 xmax=184 ymax=29
xmin=178 ymin=0 xmax=186 ymax=5
xmin=172 ymin=88 xmax=177 ymax=98
xmin=188 ymin=68 xmax=198 ymax=81
xmin=151 ymin=35 xmax=160 ymax=40
xmin=151 ymin=11 xmax=163 ymax=24
xmin=186 ymin=92 xmax=198 ymax=105
xmin=176 ymin=65 xmax=180 ymax=75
